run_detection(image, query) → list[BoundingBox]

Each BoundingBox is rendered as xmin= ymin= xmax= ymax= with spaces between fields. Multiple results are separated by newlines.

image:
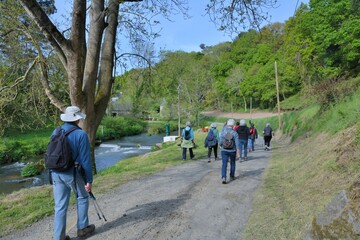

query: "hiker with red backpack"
xmin=204 ymin=123 xmax=219 ymax=162
xmin=248 ymin=123 xmax=258 ymax=152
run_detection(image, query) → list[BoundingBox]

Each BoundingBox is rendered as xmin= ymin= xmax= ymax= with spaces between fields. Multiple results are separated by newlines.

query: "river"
xmin=0 ymin=133 xmax=168 ymax=195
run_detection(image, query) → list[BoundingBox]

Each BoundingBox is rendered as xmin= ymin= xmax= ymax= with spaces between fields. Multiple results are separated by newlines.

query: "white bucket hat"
xmin=60 ymin=106 xmax=86 ymax=122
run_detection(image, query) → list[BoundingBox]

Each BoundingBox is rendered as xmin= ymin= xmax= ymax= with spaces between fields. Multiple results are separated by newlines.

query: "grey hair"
xmin=210 ymin=122 xmax=217 ymax=128
xmin=266 ymin=123 xmax=270 ymax=127
xmin=186 ymin=121 xmax=191 ymax=127
xmin=240 ymin=119 xmax=246 ymax=126
xmin=227 ymin=119 xmax=235 ymax=126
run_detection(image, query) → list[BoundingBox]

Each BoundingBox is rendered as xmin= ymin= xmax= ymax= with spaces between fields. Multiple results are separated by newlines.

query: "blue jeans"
xmin=52 ymin=168 xmax=90 ymax=240
xmin=248 ymin=138 xmax=252 ymax=151
xmin=238 ymin=138 xmax=248 ymax=158
xmin=250 ymin=138 xmax=255 ymax=151
xmin=221 ymin=151 xmax=236 ymax=179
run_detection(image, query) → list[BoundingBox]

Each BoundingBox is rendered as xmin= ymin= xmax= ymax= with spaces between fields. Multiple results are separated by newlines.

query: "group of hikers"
xmin=180 ymin=119 xmax=274 ymax=184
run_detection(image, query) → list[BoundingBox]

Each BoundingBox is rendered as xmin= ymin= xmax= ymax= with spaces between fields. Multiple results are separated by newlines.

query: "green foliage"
xmin=0 ymin=129 xmax=52 ymax=164
xmin=280 ymin=93 xmax=311 ymax=111
xmin=0 ymin=1 xmax=64 ymax=136
xmin=146 ymin=121 xmax=178 ymax=136
xmin=315 ymin=89 xmax=360 ymax=134
xmin=96 ymin=116 xmax=146 ymax=141
xmin=21 ymin=162 xmax=44 ymax=177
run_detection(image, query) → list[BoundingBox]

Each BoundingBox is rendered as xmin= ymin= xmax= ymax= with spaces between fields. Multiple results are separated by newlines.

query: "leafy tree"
xmin=0 ymin=1 xmax=61 ymax=135
xmin=308 ymin=0 xmax=360 ymax=78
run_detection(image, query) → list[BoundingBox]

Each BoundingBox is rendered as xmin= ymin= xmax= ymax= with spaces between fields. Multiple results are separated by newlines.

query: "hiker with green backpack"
xmin=204 ymin=123 xmax=220 ymax=162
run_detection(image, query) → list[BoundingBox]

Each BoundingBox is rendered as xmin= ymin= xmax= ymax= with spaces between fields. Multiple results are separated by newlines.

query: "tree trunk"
xmin=18 ymin=0 xmax=118 ymax=174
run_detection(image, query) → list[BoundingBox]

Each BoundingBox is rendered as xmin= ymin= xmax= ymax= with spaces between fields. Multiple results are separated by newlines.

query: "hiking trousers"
xmin=207 ymin=143 xmax=218 ymax=159
xmin=221 ymin=151 xmax=236 ymax=179
xmin=264 ymin=136 xmax=272 ymax=147
xmin=52 ymin=168 xmax=90 ymax=240
xmin=182 ymin=147 xmax=194 ymax=160
xmin=238 ymin=138 xmax=248 ymax=158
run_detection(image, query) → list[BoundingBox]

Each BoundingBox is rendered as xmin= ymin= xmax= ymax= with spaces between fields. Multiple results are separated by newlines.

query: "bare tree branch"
xmin=0 ymin=58 xmax=36 ymax=93
xmin=18 ymin=0 xmax=69 ymax=66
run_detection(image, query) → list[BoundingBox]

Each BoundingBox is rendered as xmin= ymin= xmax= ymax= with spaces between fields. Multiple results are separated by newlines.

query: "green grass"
xmin=315 ymin=91 xmax=360 ymax=135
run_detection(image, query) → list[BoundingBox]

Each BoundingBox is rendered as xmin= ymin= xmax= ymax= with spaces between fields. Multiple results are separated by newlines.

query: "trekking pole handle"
xmin=89 ymin=191 xmax=96 ymax=200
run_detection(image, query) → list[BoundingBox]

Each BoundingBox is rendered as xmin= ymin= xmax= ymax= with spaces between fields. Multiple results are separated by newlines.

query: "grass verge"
xmin=244 ymin=126 xmax=360 ymax=239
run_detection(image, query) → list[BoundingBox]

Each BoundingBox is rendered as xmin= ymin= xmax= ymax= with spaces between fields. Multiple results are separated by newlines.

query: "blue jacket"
xmin=52 ymin=122 xmax=93 ymax=183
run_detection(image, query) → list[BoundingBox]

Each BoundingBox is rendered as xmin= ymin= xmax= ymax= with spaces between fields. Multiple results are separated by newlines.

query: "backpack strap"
xmin=63 ymin=126 xmax=80 ymax=136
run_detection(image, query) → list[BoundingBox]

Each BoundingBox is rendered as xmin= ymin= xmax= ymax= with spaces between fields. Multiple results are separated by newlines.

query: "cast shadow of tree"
xmin=92 ymin=193 xmax=191 ymax=236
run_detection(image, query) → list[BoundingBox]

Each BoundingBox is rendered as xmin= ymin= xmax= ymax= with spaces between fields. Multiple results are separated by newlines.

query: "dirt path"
xmin=202 ymin=111 xmax=278 ymax=120
xmin=5 ymin=137 xmax=270 ymax=240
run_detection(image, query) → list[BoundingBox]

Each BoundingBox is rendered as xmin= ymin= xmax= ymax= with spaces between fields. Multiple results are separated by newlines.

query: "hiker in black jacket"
xmin=263 ymin=123 xmax=274 ymax=150
xmin=236 ymin=119 xmax=250 ymax=161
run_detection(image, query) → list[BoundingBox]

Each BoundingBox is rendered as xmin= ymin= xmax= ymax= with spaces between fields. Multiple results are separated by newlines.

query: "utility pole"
xmin=250 ymin=97 xmax=252 ymax=120
xmin=275 ymin=61 xmax=282 ymax=130
xmin=177 ymin=84 xmax=181 ymax=136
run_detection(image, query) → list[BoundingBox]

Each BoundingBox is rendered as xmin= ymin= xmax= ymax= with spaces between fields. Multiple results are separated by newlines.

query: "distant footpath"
xmin=202 ymin=111 xmax=278 ymax=120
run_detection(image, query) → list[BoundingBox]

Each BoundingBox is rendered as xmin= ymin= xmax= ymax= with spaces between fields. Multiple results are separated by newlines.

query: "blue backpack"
xmin=206 ymin=129 xmax=217 ymax=147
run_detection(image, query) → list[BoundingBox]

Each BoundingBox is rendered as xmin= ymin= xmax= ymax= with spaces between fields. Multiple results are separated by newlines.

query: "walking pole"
xmin=90 ymin=194 xmax=102 ymax=220
xmin=89 ymin=191 xmax=107 ymax=222
xmin=75 ymin=164 xmax=107 ymax=222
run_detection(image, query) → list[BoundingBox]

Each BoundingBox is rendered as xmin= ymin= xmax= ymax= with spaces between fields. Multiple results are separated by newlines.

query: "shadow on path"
xmin=91 ymin=193 xmax=190 ymax=237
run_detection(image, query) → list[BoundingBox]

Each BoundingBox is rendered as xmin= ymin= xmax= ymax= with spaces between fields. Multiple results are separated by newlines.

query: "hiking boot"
xmin=230 ymin=176 xmax=235 ymax=181
xmin=77 ymin=224 xmax=95 ymax=238
xmin=222 ymin=177 xmax=226 ymax=184
xmin=244 ymin=157 xmax=248 ymax=161
xmin=64 ymin=236 xmax=71 ymax=240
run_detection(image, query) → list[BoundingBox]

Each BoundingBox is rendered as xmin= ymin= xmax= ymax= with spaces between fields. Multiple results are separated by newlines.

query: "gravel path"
xmin=5 ymin=139 xmax=270 ymax=240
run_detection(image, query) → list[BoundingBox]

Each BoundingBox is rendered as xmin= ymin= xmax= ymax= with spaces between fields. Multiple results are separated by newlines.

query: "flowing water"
xmin=0 ymin=133 xmax=168 ymax=195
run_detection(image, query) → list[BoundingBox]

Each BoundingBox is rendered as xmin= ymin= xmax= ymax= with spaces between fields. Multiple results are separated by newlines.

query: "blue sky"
xmin=52 ymin=0 xmax=309 ymax=53
xmin=155 ymin=0 xmax=309 ymax=52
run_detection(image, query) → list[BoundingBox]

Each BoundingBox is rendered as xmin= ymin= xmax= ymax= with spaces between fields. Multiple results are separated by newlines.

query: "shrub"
xmin=21 ymin=162 xmax=44 ymax=177
xmin=96 ymin=116 xmax=146 ymax=141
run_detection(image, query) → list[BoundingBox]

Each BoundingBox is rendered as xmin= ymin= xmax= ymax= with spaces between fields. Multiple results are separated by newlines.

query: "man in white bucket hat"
xmin=51 ymin=106 xmax=95 ymax=240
